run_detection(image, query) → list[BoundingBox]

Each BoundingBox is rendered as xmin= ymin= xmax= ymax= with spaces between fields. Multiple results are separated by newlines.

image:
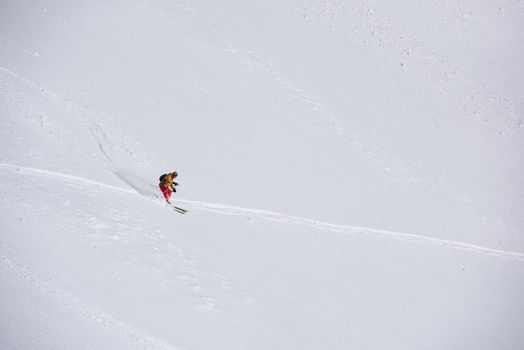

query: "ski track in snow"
xmin=0 ymin=65 xmax=155 ymax=171
xmin=1 ymin=162 xmax=523 ymax=263
xmin=0 ymin=254 xmax=182 ymax=350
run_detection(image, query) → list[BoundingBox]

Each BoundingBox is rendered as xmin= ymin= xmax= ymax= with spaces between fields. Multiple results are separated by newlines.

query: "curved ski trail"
xmin=177 ymin=200 xmax=524 ymax=262
xmin=1 ymin=162 xmax=523 ymax=262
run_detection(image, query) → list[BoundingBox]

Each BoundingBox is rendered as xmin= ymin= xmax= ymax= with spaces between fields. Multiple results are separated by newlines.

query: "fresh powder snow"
xmin=1 ymin=1 xmax=523 ymax=349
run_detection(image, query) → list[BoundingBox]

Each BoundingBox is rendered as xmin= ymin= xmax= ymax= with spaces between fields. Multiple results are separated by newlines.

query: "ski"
xmin=169 ymin=204 xmax=188 ymax=214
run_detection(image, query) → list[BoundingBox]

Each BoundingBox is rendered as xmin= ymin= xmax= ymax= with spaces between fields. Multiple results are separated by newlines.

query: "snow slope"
xmin=1 ymin=0 xmax=523 ymax=349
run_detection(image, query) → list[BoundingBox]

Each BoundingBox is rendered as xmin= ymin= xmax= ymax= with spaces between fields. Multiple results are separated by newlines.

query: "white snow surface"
xmin=1 ymin=0 xmax=524 ymax=349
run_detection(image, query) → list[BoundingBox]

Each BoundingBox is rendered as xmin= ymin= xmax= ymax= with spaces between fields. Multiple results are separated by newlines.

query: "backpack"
xmin=159 ymin=174 xmax=167 ymax=183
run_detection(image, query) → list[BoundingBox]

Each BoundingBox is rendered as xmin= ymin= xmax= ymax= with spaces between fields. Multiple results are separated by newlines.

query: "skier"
xmin=159 ymin=171 xmax=178 ymax=204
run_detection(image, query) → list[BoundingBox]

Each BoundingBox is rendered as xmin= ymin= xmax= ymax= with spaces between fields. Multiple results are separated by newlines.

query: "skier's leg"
xmin=159 ymin=184 xmax=172 ymax=202
xmin=165 ymin=188 xmax=173 ymax=202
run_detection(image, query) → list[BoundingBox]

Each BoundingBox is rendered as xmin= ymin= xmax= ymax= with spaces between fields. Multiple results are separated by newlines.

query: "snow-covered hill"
xmin=1 ymin=1 xmax=523 ymax=349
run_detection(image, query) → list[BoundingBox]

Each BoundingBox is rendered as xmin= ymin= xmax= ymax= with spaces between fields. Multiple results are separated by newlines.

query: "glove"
xmin=173 ymin=182 xmax=179 ymax=186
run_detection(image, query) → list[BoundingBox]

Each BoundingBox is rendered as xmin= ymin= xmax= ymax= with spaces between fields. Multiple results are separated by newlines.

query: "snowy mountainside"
xmin=1 ymin=0 xmax=524 ymax=349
